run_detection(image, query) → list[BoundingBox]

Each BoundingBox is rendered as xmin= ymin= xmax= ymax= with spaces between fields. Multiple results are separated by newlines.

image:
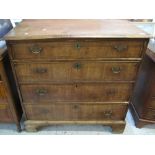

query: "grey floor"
xmin=0 ymin=110 xmax=155 ymax=135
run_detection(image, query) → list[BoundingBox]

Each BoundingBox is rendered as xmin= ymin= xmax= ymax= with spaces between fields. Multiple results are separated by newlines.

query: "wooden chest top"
xmin=4 ymin=19 xmax=150 ymax=40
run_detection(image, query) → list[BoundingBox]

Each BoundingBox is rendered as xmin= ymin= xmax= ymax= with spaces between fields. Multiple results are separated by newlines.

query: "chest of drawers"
xmin=0 ymin=48 xmax=22 ymax=131
xmin=5 ymin=20 xmax=149 ymax=133
xmin=130 ymin=40 xmax=155 ymax=128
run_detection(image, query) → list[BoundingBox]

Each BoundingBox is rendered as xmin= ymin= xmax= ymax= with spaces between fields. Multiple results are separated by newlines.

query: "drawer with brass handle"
xmin=10 ymin=40 xmax=144 ymax=60
xmin=14 ymin=61 xmax=139 ymax=83
xmin=20 ymin=83 xmax=133 ymax=103
xmin=24 ymin=103 xmax=127 ymax=121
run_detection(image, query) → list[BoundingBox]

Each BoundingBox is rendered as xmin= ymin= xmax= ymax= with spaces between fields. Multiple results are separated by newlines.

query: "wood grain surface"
xmin=4 ymin=20 xmax=150 ymax=40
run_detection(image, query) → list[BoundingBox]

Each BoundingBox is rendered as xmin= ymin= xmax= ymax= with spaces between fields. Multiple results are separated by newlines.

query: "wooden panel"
xmin=20 ymin=83 xmax=133 ymax=103
xmin=147 ymin=99 xmax=155 ymax=109
xmin=151 ymin=80 xmax=155 ymax=97
xmin=130 ymin=54 xmax=154 ymax=115
xmin=11 ymin=40 xmax=143 ymax=60
xmin=15 ymin=61 xmax=139 ymax=83
xmin=143 ymin=109 xmax=155 ymax=121
xmin=24 ymin=103 xmax=127 ymax=121
xmin=0 ymin=82 xmax=8 ymax=104
xmin=0 ymin=104 xmax=13 ymax=122
xmin=0 ymin=50 xmax=22 ymax=130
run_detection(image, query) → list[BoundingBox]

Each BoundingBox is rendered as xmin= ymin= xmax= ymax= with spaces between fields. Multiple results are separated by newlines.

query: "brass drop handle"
xmin=111 ymin=66 xmax=121 ymax=74
xmin=36 ymin=89 xmax=48 ymax=96
xmin=73 ymin=63 xmax=82 ymax=70
xmin=0 ymin=104 xmax=6 ymax=110
xmin=34 ymin=68 xmax=47 ymax=74
xmin=75 ymin=43 xmax=81 ymax=49
xmin=113 ymin=45 xmax=128 ymax=52
xmin=103 ymin=110 xmax=113 ymax=118
xmin=29 ymin=45 xmax=43 ymax=54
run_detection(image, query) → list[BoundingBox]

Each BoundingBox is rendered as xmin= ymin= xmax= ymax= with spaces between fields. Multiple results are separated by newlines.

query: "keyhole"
xmin=76 ymin=43 xmax=81 ymax=49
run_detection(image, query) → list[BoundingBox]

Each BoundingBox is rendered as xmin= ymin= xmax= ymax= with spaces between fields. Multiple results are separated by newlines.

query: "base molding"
xmin=24 ymin=120 xmax=126 ymax=133
xmin=129 ymin=103 xmax=155 ymax=128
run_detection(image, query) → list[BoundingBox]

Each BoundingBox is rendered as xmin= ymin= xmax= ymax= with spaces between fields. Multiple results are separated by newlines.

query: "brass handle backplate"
xmin=29 ymin=45 xmax=43 ymax=54
xmin=34 ymin=68 xmax=47 ymax=74
xmin=113 ymin=45 xmax=128 ymax=52
xmin=36 ymin=89 xmax=48 ymax=96
xmin=103 ymin=110 xmax=113 ymax=118
xmin=111 ymin=66 xmax=121 ymax=74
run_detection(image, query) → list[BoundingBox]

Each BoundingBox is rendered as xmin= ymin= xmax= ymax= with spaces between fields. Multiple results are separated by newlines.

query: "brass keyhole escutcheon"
xmin=73 ymin=63 xmax=82 ymax=70
xmin=75 ymin=43 xmax=81 ymax=49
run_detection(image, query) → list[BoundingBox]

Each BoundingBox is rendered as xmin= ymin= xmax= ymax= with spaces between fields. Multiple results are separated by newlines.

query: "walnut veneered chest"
xmin=0 ymin=48 xmax=22 ymax=131
xmin=4 ymin=20 xmax=150 ymax=133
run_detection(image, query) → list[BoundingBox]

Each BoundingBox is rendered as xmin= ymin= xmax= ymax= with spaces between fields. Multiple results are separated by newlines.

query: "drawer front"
xmin=24 ymin=104 xmax=127 ymax=121
xmin=15 ymin=61 xmax=139 ymax=83
xmin=0 ymin=104 xmax=13 ymax=122
xmin=11 ymin=40 xmax=143 ymax=59
xmin=0 ymin=82 xmax=8 ymax=104
xmin=20 ymin=83 xmax=133 ymax=103
xmin=143 ymin=109 xmax=155 ymax=121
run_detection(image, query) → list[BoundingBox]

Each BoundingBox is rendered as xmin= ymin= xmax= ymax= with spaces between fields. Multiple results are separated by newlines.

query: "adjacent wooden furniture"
xmin=130 ymin=39 xmax=155 ymax=128
xmin=4 ymin=20 xmax=150 ymax=133
xmin=0 ymin=48 xmax=22 ymax=131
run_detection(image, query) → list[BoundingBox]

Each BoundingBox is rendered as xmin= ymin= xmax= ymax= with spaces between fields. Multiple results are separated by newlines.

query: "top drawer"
xmin=10 ymin=40 xmax=144 ymax=60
